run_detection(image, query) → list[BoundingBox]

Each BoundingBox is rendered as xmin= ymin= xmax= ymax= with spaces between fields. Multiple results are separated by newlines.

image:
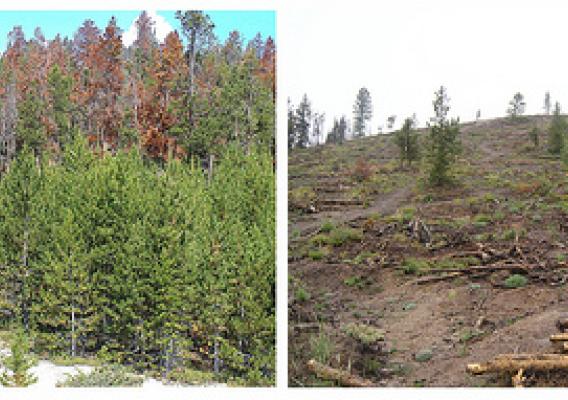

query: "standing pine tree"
xmin=394 ymin=117 xmax=419 ymax=168
xmin=294 ymin=94 xmax=312 ymax=149
xmin=47 ymin=65 xmax=73 ymax=149
xmin=326 ymin=116 xmax=348 ymax=145
xmin=16 ymin=84 xmax=46 ymax=155
xmin=352 ymin=87 xmax=372 ymax=137
xmin=426 ymin=86 xmax=461 ymax=186
xmin=312 ymin=112 xmax=324 ymax=146
xmin=507 ymin=92 xmax=526 ymax=119
xmin=0 ymin=326 xmax=37 ymax=387
xmin=544 ymin=91 xmax=551 ymax=115
xmin=548 ymin=102 xmax=567 ymax=155
xmin=287 ymin=98 xmax=296 ymax=149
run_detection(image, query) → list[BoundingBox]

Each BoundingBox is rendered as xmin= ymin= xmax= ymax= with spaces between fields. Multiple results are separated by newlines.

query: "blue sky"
xmin=0 ymin=10 xmax=275 ymax=51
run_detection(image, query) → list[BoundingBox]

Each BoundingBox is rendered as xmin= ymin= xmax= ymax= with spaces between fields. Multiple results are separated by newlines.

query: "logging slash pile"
xmin=467 ymin=317 xmax=568 ymax=387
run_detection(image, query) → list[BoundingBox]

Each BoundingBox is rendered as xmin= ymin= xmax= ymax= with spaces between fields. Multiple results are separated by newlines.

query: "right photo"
xmin=287 ymin=0 xmax=568 ymax=387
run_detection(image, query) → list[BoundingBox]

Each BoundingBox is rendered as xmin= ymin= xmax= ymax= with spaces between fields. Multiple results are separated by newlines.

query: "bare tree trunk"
xmin=71 ymin=308 xmax=76 ymax=357
xmin=213 ymin=335 xmax=220 ymax=375
xmin=21 ymin=215 xmax=29 ymax=331
xmin=208 ymin=154 xmax=214 ymax=184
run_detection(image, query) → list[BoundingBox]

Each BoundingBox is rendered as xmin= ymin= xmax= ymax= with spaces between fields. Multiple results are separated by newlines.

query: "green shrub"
xmin=343 ymin=275 xmax=372 ymax=289
xmin=165 ymin=368 xmax=215 ymax=385
xmin=504 ymin=274 xmax=528 ymax=288
xmin=472 ymin=214 xmax=492 ymax=227
xmin=342 ymin=323 xmax=385 ymax=346
xmin=401 ymin=258 xmax=430 ymax=274
xmin=56 ymin=365 xmax=144 ymax=387
xmin=295 ymin=287 xmax=311 ymax=303
xmin=310 ymin=227 xmax=362 ymax=247
xmin=308 ymin=247 xmax=329 ymax=260
xmin=50 ymin=355 xmax=101 ymax=367
xmin=320 ymin=220 xmax=336 ymax=233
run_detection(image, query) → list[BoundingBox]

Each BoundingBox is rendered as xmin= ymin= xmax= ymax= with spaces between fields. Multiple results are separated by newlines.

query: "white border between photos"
xmin=1 ymin=1 xmax=568 ymax=400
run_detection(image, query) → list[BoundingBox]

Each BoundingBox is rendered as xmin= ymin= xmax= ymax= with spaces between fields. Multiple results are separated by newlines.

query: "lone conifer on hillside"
xmin=548 ymin=102 xmax=567 ymax=155
xmin=394 ymin=117 xmax=420 ymax=168
xmin=507 ymin=92 xmax=526 ymax=119
xmin=352 ymin=88 xmax=373 ymax=137
xmin=426 ymin=86 xmax=461 ymax=186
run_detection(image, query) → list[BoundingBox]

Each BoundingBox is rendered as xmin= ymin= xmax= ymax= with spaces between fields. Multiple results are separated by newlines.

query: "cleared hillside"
xmin=289 ymin=115 xmax=568 ymax=387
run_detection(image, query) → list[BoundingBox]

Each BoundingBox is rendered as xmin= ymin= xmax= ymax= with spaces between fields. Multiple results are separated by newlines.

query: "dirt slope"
xmin=289 ymin=115 xmax=568 ymax=387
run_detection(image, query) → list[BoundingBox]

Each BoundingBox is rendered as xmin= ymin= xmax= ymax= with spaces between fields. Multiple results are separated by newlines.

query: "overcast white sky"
xmin=282 ymin=0 xmax=568 ymax=135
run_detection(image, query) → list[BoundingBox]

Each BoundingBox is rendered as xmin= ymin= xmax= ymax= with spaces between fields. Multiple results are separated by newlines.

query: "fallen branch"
xmin=413 ymin=272 xmax=463 ymax=285
xmin=550 ymin=333 xmax=568 ymax=342
xmin=467 ymin=354 xmax=568 ymax=374
xmin=306 ymin=359 xmax=375 ymax=387
xmin=293 ymin=323 xmax=321 ymax=334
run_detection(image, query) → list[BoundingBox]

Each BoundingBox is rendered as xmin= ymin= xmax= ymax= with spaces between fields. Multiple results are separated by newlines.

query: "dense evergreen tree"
xmin=293 ymin=94 xmax=312 ymax=149
xmin=426 ymin=86 xmax=461 ymax=186
xmin=394 ymin=117 xmax=420 ymax=168
xmin=326 ymin=116 xmax=348 ymax=145
xmin=0 ymin=327 xmax=37 ymax=387
xmin=548 ymin=102 xmax=567 ymax=155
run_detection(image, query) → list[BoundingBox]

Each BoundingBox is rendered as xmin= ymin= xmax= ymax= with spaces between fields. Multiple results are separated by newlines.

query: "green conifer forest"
xmin=0 ymin=10 xmax=275 ymax=386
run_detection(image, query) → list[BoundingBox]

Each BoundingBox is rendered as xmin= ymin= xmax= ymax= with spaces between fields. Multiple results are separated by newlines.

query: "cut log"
xmin=414 ymin=264 xmax=528 ymax=275
xmin=550 ymin=333 xmax=568 ymax=342
xmin=306 ymin=359 xmax=375 ymax=387
xmin=413 ymin=272 xmax=463 ymax=285
xmin=467 ymin=354 xmax=568 ymax=374
xmin=293 ymin=323 xmax=321 ymax=334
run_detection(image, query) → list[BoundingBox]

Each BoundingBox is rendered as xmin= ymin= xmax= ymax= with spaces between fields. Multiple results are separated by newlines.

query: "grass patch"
xmin=320 ymin=220 xmax=336 ymax=233
xmin=308 ymin=247 xmax=330 ymax=261
xmin=342 ymin=323 xmax=385 ymax=346
xmin=472 ymin=214 xmax=492 ymax=228
xmin=295 ymin=287 xmax=311 ymax=302
xmin=401 ymin=257 xmax=430 ymax=274
xmin=310 ymin=331 xmax=334 ymax=365
xmin=289 ymin=187 xmax=317 ymax=210
xmin=50 ymin=355 xmax=101 ymax=367
xmin=166 ymin=368 xmax=216 ymax=385
xmin=343 ymin=275 xmax=373 ymax=289
xmin=310 ymin=226 xmax=363 ymax=247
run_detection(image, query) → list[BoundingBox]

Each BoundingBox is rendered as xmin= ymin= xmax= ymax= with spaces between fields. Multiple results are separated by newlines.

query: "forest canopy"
xmin=0 ymin=10 xmax=275 ymax=163
xmin=0 ymin=10 xmax=275 ymax=386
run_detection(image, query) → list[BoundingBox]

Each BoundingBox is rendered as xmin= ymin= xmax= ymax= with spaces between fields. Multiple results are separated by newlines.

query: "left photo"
xmin=0 ymin=10 xmax=275 ymax=388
